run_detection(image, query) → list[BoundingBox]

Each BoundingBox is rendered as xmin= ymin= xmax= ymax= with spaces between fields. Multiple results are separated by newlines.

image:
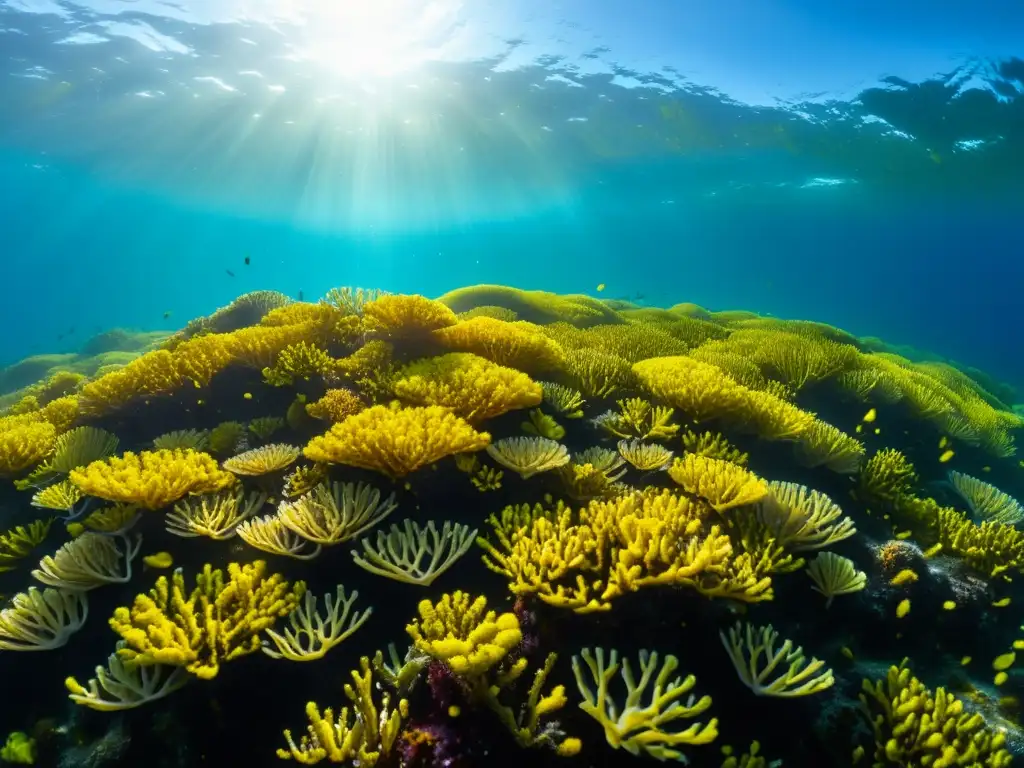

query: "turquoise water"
xmin=4 ymin=5 xmax=1024 ymax=767
xmin=2 ymin=1 xmax=1023 ymax=387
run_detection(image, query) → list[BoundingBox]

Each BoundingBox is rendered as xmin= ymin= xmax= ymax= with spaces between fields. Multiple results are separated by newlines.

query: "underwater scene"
xmin=3 ymin=1 xmax=1024 ymax=767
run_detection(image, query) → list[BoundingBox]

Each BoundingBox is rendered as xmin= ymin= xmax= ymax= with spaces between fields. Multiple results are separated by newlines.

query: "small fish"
xmin=896 ymin=598 xmax=911 ymax=618
xmin=143 ymin=551 xmax=174 ymax=569
xmin=243 ymin=392 xmax=253 ymax=400
xmin=939 ymin=449 xmax=955 ymax=463
xmin=596 ymin=283 xmax=606 ymax=292
xmin=939 ymin=436 xmax=949 ymax=449
xmin=226 ymin=269 xmax=236 ymax=277
xmin=163 ymin=311 xmax=172 ymax=319
xmin=961 ymin=656 xmax=971 ymax=666
xmin=993 ymin=597 xmax=1011 ymax=608
xmin=244 ymin=255 xmax=251 ymax=266
xmin=943 ymin=600 xmax=957 ymax=610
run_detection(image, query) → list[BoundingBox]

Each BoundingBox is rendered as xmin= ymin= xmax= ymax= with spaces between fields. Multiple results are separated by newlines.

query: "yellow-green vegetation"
xmin=1 ymin=284 xmax=1023 ymax=766
xmin=859 ymin=661 xmax=1012 ymax=766
xmin=110 ymin=561 xmax=305 ymax=679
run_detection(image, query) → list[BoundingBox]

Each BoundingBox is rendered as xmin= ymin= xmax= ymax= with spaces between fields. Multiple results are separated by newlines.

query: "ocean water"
xmin=2 ymin=1 xmax=1023 ymax=386
xmin=3 ymin=2 xmax=1024 ymax=767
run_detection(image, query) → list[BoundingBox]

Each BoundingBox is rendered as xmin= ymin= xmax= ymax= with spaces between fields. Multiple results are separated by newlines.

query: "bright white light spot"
xmin=239 ymin=70 xmax=264 ymax=78
xmin=801 ymin=177 xmax=851 ymax=188
xmin=268 ymin=84 xmax=286 ymax=92
xmin=546 ymin=74 xmax=582 ymax=87
xmin=57 ymin=32 xmax=108 ymax=45
xmin=194 ymin=76 xmax=237 ymax=92
xmin=296 ymin=0 xmax=462 ymax=78
xmin=96 ymin=21 xmax=190 ymax=54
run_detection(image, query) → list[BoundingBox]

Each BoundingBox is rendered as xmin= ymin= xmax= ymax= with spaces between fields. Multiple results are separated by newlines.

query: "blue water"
xmin=2 ymin=0 xmax=1024 ymax=390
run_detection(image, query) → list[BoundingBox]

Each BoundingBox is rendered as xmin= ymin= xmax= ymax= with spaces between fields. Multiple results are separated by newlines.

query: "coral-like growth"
xmin=948 ymin=470 xmax=1024 ymax=526
xmin=757 ymin=481 xmax=856 ymax=551
xmin=32 ymin=532 xmax=142 ymax=590
xmin=0 ymin=418 xmax=56 ymax=476
xmin=0 ymin=586 xmax=88 ymax=651
xmin=66 ymin=640 xmax=191 ymax=711
xmin=562 ymin=348 xmax=635 ymax=398
xmin=263 ymin=342 xmax=338 ymax=386
xmin=681 ymin=429 xmax=749 ymax=465
xmin=486 ymin=436 xmax=570 ymax=479
xmin=277 ymin=481 xmax=397 ymax=545
xmin=856 ymin=448 xmax=918 ymax=507
xmin=594 ymin=398 xmax=678 ymax=441
xmin=521 ymin=408 xmax=565 ymax=440
xmin=540 ymin=381 xmax=586 ymax=418
xmin=70 ymin=448 xmax=236 ymax=510
xmin=793 ymin=419 xmax=865 ymax=474
xmin=572 ymin=647 xmax=718 ymax=761
xmin=16 ymin=425 xmax=119 ymax=488
xmin=351 ymin=519 xmax=477 ymax=586
xmin=363 ymin=294 xmax=457 ymax=336
xmin=305 ymin=389 xmax=364 ymax=422
xmin=278 ymin=656 xmax=407 ymax=765
xmin=617 ymin=439 xmax=673 ymax=471
xmin=806 ymin=552 xmax=867 ymax=606
xmin=0 ymin=518 xmax=53 ymax=572
xmin=668 ymin=454 xmax=768 ymax=513
xmin=165 ymin=489 xmax=266 ymax=539
xmin=480 ymin=489 xmax=773 ymax=611
xmin=223 ymin=443 xmax=301 ymax=476
xmin=438 ymin=284 xmax=622 ymax=327
xmin=237 ymin=514 xmax=322 ymax=560
xmin=720 ymin=622 xmax=834 ymax=697
xmin=433 ymin=316 xmax=565 ymax=373
xmin=394 ymin=352 xmax=542 ymax=423
xmin=859 ymin=662 xmax=1012 ymax=767
xmin=305 ymin=404 xmax=490 ymax=477
xmin=405 ymin=591 xmax=522 ymax=677
xmin=263 ymin=585 xmax=372 ymax=662
xmin=208 ymin=421 xmax=246 ymax=455
xmin=110 ymin=561 xmax=305 ymax=679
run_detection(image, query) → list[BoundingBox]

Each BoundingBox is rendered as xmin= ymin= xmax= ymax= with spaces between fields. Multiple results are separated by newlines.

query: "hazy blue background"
xmin=1 ymin=0 xmax=1023 ymax=390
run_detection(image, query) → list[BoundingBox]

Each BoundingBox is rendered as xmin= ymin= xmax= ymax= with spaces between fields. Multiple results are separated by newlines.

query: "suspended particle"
xmin=994 ymin=652 xmax=1016 ymax=671
xmin=896 ymin=598 xmax=911 ymax=618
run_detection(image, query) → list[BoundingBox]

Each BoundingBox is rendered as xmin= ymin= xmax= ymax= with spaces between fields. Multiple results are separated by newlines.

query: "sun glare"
xmin=296 ymin=0 xmax=464 ymax=78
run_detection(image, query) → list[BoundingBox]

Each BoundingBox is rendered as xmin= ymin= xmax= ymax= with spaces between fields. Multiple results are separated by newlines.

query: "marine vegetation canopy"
xmin=0 ymin=283 xmax=1022 ymax=767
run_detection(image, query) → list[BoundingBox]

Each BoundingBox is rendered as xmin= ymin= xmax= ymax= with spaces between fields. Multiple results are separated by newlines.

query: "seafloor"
xmin=1 ymin=284 xmax=1023 ymax=768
